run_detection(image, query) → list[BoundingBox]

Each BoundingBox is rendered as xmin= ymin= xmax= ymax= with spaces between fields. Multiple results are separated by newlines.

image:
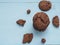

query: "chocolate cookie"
xmin=38 ymin=1 xmax=52 ymax=11
xmin=23 ymin=33 xmax=33 ymax=43
xmin=52 ymin=16 xmax=59 ymax=27
xmin=16 ymin=19 xmax=26 ymax=26
xmin=33 ymin=12 xmax=50 ymax=31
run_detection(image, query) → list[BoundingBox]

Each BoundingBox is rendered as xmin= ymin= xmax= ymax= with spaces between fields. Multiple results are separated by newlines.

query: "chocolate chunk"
xmin=41 ymin=38 xmax=46 ymax=43
xmin=38 ymin=1 xmax=52 ymax=11
xmin=52 ymin=16 xmax=59 ymax=27
xmin=27 ymin=9 xmax=31 ymax=14
xmin=33 ymin=12 xmax=50 ymax=31
xmin=23 ymin=33 xmax=33 ymax=43
xmin=16 ymin=19 xmax=26 ymax=26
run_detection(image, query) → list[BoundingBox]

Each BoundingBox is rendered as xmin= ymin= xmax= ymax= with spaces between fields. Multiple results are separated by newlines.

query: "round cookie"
xmin=38 ymin=1 xmax=52 ymax=11
xmin=33 ymin=12 xmax=50 ymax=31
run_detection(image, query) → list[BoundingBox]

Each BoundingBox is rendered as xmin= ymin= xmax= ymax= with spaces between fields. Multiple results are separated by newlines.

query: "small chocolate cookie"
xmin=33 ymin=12 xmax=50 ymax=31
xmin=52 ymin=16 xmax=59 ymax=27
xmin=16 ymin=19 xmax=26 ymax=26
xmin=41 ymin=38 xmax=46 ymax=43
xmin=23 ymin=33 xmax=33 ymax=43
xmin=39 ymin=1 xmax=52 ymax=11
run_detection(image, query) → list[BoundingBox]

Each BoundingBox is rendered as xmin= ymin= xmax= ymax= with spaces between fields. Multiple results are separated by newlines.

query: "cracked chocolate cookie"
xmin=33 ymin=12 xmax=50 ymax=31
xmin=38 ymin=1 xmax=52 ymax=11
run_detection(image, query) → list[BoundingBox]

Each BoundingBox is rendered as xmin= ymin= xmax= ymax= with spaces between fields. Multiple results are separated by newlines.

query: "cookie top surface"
xmin=39 ymin=1 xmax=52 ymax=11
xmin=33 ymin=12 xmax=50 ymax=31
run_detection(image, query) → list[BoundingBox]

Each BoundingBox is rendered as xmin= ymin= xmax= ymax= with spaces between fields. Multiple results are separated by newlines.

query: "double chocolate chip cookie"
xmin=39 ymin=1 xmax=52 ymax=11
xmin=33 ymin=12 xmax=50 ymax=31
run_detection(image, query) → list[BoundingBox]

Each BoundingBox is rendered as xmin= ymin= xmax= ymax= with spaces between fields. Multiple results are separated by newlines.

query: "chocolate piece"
xmin=27 ymin=9 xmax=31 ymax=14
xmin=16 ymin=19 xmax=26 ymax=26
xmin=52 ymin=16 xmax=59 ymax=27
xmin=39 ymin=1 xmax=52 ymax=11
xmin=33 ymin=12 xmax=50 ymax=31
xmin=23 ymin=33 xmax=33 ymax=43
xmin=41 ymin=38 xmax=46 ymax=43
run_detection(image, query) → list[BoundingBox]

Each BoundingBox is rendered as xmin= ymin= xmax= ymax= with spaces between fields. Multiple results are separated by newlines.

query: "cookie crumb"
xmin=16 ymin=19 xmax=26 ymax=26
xmin=41 ymin=38 xmax=46 ymax=43
xmin=27 ymin=9 xmax=31 ymax=14
xmin=52 ymin=16 xmax=59 ymax=27
xmin=23 ymin=33 xmax=33 ymax=44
